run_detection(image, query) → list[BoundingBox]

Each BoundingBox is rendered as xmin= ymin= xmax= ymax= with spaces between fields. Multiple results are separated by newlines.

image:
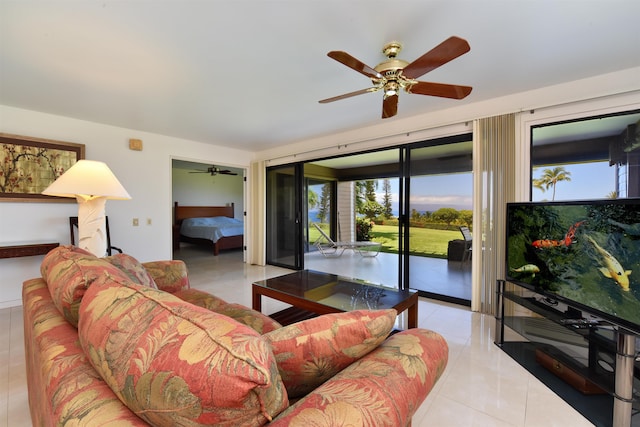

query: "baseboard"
xmin=0 ymin=299 xmax=23 ymax=310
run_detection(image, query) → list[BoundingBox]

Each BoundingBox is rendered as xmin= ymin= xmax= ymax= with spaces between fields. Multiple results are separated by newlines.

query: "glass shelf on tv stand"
xmin=495 ymin=280 xmax=638 ymax=427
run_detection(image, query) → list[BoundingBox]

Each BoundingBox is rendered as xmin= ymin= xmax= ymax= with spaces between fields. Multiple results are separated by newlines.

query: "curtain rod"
xmin=265 ymin=122 xmax=472 ymax=165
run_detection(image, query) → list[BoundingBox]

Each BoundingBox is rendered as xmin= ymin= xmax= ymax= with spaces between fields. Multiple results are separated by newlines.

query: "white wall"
xmin=172 ymin=167 xmax=244 ymax=219
xmin=0 ymin=105 xmax=253 ymax=308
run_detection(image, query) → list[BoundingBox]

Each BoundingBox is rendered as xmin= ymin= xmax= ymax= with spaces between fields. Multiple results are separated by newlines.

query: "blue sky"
xmin=309 ymin=160 xmax=617 ymax=218
xmin=374 ymin=161 xmax=617 ymax=215
xmin=375 ymin=173 xmax=473 ymax=215
xmin=532 ymin=161 xmax=616 ymax=201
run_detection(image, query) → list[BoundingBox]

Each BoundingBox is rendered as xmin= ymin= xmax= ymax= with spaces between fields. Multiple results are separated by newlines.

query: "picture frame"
xmin=0 ymin=133 xmax=85 ymax=202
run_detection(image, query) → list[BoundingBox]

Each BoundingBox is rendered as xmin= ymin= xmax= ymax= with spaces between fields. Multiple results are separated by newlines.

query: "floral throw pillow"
xmin=175 ymin=288 xmax=283 ymax=334
xmin=263 ymin=309 xmax=396 ymax=398
xmin=104 ymin=253 xmax=158 ymax=289
xmin=40 ymin=245 xmax=131 ymax=327
xmin=78 ymin=275 xmax=289 ymax=426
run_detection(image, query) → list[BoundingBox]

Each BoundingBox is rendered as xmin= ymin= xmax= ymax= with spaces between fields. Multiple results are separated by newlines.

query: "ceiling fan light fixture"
xmin=321 ymin=37 xmax=471 ymax=118
xmin=384 ymin=81 xmax=399 ymax=98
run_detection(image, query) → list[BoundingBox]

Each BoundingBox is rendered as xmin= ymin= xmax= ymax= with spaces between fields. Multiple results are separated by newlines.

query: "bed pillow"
xmin=263 ymin=309 xmax=396 ymax=397
xmin=78 ymin=275 xmax=289 ymax=426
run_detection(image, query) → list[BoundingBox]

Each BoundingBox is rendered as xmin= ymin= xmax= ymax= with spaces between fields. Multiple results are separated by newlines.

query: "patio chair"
xmin=459 ymin=226 xmax=472 ymax=262
xmin=312 ymin=223 xmax=381 ymax=257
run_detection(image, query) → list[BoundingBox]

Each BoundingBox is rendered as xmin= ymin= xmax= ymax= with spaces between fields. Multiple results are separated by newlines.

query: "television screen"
xmin=505 ymin=199 xmax=640 ymax=334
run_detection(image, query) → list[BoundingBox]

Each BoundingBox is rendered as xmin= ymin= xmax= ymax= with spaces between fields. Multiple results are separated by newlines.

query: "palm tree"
xmin=532 ymin=166 xmax=572 ymax=201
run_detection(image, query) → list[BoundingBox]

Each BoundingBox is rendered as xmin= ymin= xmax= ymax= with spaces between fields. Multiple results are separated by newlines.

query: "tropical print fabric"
xmin=40 ymin=245 xmax=133 ymax=327
xmin=264 ymin=309 xmax=397 ymax=398
xmin=78 ymin=274 xmax=289 ymax=426
xmin=175 ymin=288 xmax=283 ymax=334
xmin=270 ymin=328 xmax=449 ymax=426
xmin=142 ymin=260 xmax=190 ymax=293
xmin=26 ymin=248 xmax=449 ymax=426
xmin=104 ymin=253 xmax=158 ymax=289
xmin=23 ymin=278 xmax=147 ymax=425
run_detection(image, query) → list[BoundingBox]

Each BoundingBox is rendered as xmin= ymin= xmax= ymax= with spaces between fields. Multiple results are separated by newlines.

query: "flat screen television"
xmin=505 ymin=199 xmax=640 ymax=334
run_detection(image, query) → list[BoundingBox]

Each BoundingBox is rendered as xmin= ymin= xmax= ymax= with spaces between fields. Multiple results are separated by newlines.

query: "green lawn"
xmin=310 ymin=223 xmax=461 ymax=258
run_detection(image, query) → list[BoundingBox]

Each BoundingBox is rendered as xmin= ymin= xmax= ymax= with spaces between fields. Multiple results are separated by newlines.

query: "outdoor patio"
xmin=304 ymin=249 xmax=472 ymax=303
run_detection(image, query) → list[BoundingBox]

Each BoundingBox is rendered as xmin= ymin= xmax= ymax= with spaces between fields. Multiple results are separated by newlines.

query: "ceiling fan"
xmin=319 ymin=36 xmax=472 ymax=119
xmin=190 ymin=165 xmax=238 ymax=176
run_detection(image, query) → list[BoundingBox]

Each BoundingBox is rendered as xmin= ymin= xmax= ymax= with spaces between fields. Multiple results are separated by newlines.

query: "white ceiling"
xmin=1 ymin=1 xmax=639 ymax=152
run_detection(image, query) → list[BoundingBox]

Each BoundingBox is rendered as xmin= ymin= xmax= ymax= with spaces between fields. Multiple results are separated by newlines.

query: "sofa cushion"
xmin=78 ymin=274 xmax=289 ymax=426
xmin=269 ymin=328 xmax=449 ymax=426
xmin=263 ymin=309 xmax=396 ymax=398
xmin=175 ymin=288 xmax=282 ymax=334
xmin=142 ymin=260 xmax=190 ymax=293
xmin=40 ymin=245 xmax=132 ymax=327
xmin=23 ymin=278 xmax=148 ymax=425
xmin=104 ymin=253 xmax=158 ymax=289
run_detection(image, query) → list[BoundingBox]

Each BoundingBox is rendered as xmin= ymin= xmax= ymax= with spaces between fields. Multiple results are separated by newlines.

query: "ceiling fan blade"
xmin=402 ymin=36 xmax=470 ymax=80
xmin=327 ymin=51 xmax=382 ymax=79
xmin=408 ymin=81 xmax=472 ymax=99
xmin=319 ymin=87 xmax=379 ymax=104
xmin=220 ymin=170 xmax=238 ymax=176
xmin=382 ymin=94 xmax=398 ymax=119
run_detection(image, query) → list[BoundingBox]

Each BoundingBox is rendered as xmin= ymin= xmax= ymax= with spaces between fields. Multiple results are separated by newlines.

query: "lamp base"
xmin=76 ymin=196 xmax=108 ymax=257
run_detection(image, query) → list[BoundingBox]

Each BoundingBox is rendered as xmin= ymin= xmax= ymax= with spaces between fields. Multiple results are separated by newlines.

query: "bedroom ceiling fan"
xmin=190 ymin=165 xmax=238 ymax=176
xmin=319 ymin=36 xmax=472 ymax=119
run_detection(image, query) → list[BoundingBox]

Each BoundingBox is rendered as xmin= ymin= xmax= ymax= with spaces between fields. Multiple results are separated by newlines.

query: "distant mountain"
xmin=409 ymin=202 xmax=472 ymax=213
xmin=310 ymin=202 xmax=471 ymax=222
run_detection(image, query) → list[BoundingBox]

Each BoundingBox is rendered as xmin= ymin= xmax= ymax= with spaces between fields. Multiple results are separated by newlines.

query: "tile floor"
xmin=0 ymin=245 xmax=596 ymax=427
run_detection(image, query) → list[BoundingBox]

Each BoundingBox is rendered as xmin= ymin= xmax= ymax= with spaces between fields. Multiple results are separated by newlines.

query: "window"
xmin=531 ymin=111 xmax=640 ymax=201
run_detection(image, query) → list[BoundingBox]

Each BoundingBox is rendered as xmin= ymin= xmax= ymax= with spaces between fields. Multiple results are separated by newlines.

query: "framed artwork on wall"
xmin=0 ymin=133 xmax=85 ymax=202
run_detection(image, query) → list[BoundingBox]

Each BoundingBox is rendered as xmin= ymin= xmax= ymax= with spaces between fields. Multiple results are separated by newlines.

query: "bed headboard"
xmin=174 ymin=202 xmax=235 ymax=225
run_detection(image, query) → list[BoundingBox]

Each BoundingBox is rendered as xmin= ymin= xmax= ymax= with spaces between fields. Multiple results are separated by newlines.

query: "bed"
xmin=174 ymin=202 xmax=244 ymax=255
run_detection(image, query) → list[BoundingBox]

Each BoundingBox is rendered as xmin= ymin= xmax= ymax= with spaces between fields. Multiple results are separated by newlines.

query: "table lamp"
xmin=42 ymin=159 xmax=131 ymax=257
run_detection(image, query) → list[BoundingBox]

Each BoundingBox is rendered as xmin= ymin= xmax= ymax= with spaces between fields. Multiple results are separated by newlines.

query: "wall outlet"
xmin=147 ymin=218 xmax=152 ymax=225
xmin=133 ymin=218 xmax=139 ymax=226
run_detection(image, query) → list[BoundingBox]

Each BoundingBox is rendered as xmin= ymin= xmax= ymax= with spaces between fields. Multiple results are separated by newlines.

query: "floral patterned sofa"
xmin=23 ymin=245 xmax=449 ymax=426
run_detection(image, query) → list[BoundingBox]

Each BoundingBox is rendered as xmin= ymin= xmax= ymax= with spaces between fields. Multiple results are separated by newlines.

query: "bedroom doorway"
xmin=171 ymin=159 xmax=246 ymax=258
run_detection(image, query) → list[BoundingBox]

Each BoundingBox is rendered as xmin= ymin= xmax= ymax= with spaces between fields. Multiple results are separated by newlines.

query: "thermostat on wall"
xmin=129 ymin=139 xmax=143 ymax=151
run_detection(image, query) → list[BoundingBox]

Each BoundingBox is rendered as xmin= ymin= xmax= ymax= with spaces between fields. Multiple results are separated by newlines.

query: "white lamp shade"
xmin=42 ymin=160 xmax=131 ymax=199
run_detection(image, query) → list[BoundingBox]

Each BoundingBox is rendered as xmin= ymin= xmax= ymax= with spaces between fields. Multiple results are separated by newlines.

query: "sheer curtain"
xmin=472 ymin=114 xmax=517 ymax=313
xmin=247 ymin=160 xmax=266 ymax=265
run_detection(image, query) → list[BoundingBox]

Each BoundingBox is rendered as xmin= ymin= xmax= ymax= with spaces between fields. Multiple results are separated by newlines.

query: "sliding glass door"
xmin=266 ymin=164 xmax=303 ymax=269
xmin=303 ymin=149 xmax=403 ymax=286
xmin=403 ymin=136 xmax=473 ymax=304
xmin=265 ymin=135 xmax=473 ymax=306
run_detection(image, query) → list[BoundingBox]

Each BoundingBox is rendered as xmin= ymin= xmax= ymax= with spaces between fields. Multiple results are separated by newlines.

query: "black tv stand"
xmin=495 ymin=280 xmax=638 ymax=427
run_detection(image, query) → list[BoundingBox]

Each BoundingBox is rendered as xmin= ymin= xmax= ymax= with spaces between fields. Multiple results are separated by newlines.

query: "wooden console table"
xmin=0 ymin=242 xmax=59 ymax=259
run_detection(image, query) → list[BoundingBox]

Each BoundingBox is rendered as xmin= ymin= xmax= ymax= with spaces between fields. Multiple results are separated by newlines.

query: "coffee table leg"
xmin=408 ymin=301 xmax=417 ymax=329
xmin=252 ymin=286 xmax=262 ymax=312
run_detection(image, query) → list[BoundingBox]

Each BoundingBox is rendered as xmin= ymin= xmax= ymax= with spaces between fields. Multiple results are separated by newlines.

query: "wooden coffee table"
xmin=252 ymin=270 xmax=418 ymax=328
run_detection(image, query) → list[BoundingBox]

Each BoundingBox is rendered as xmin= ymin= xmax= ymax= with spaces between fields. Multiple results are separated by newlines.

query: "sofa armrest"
xmin=270 ymin=328 xmax=448 ymax=426
xmin=142 ymin=260 xmax=190 ymax=293
xmin=23 ymin=278 xmax=146 ymax=426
